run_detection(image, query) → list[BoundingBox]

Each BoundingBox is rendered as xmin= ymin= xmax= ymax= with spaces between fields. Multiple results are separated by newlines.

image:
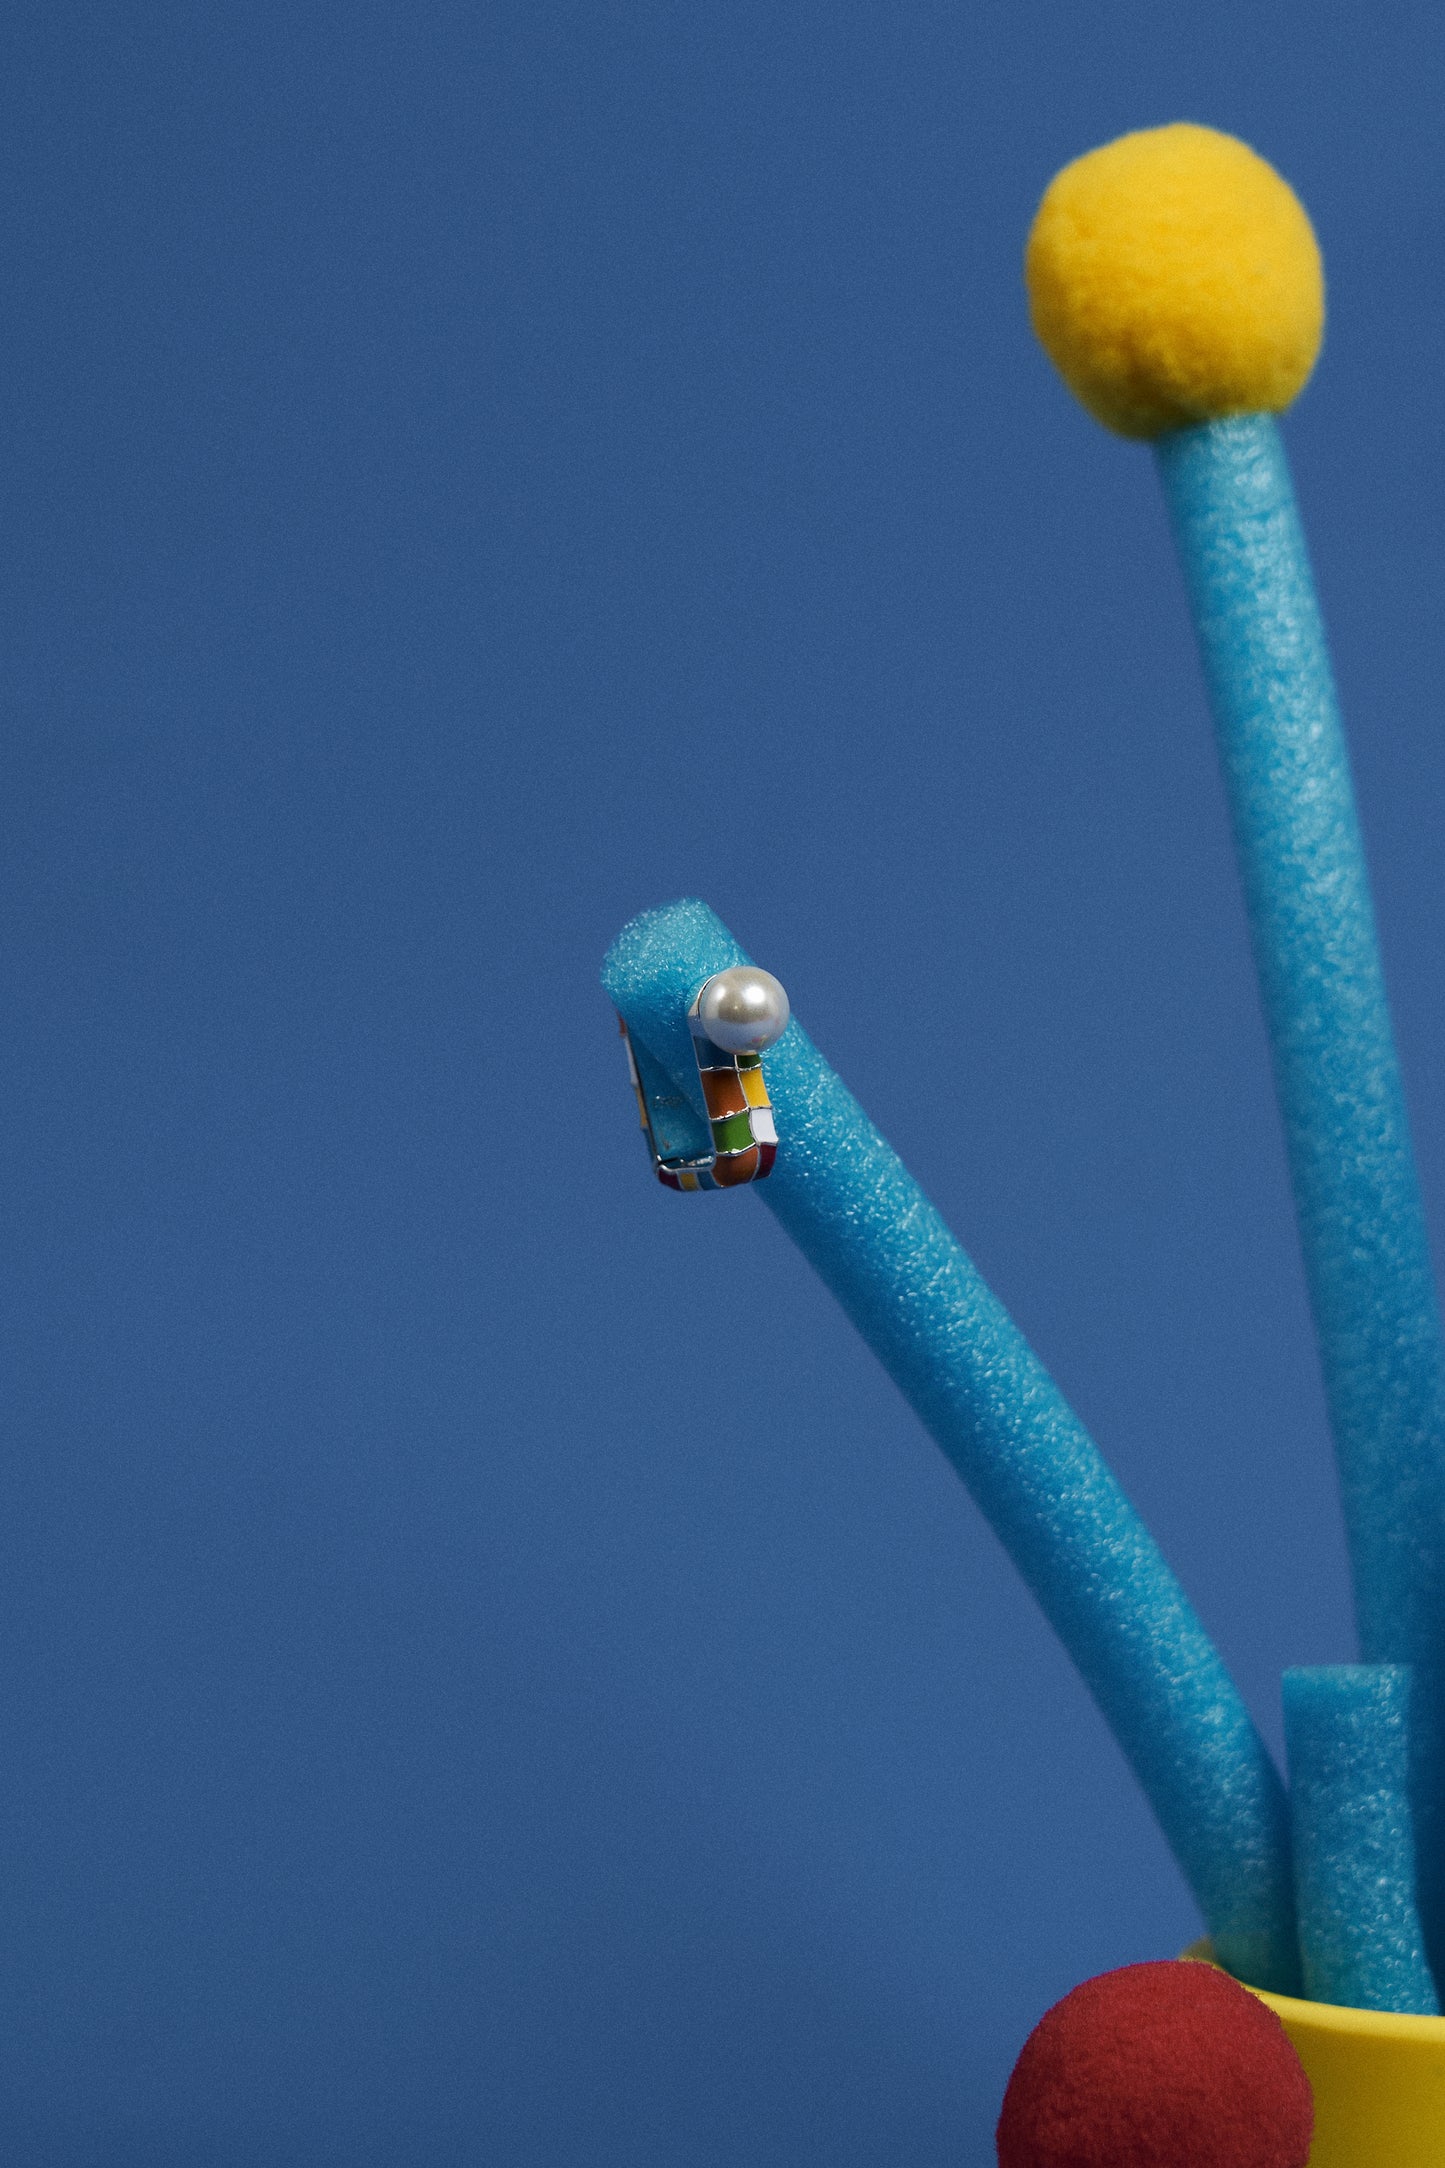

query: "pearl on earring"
xmin=694 ymin=967 xmax=790 ymax=1054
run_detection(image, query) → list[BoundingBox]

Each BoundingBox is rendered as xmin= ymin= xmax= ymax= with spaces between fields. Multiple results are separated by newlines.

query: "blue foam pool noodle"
xmin=1283 ymin=1665 xmax=1438 ymax=2013
xmin=1156 ymin=416 xmax=1445 ymax=1958
xmin=604 ymin=897 xmax=1300 ymax=1994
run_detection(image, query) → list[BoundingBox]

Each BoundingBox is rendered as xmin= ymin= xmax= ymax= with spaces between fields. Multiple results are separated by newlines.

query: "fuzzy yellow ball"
xmin=1025 ymin=123 xmax=1324 ymax=439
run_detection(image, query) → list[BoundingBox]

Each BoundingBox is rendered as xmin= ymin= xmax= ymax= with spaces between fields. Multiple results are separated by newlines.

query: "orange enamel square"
xmin=702 ymin=1070 xmax=747 ymax=1118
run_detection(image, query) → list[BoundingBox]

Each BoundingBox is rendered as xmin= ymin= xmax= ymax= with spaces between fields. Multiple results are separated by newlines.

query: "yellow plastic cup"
xmin=1183 ymin=1940 xmax=1445 ymax=2164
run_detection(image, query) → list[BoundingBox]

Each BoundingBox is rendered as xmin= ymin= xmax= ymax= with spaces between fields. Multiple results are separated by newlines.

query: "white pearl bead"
xmin=696 ymin=967 xmax=791 ymax=1053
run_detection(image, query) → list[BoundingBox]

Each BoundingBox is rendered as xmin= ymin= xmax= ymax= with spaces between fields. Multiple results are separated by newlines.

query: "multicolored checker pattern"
xmin=618 ymin=1006 xmax=778 ymax=1191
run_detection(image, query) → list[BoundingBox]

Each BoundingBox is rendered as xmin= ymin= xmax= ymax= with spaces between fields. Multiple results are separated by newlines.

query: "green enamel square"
xmin=711 ymin=1112 xmax=754 ymax=1154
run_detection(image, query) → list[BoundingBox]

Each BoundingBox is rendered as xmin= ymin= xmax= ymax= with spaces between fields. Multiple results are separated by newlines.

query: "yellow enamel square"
xmin=679 ymin=1171 xmax=701 ymax=1191
xmin=740 ymin=1066 xmax=770 ymax=1108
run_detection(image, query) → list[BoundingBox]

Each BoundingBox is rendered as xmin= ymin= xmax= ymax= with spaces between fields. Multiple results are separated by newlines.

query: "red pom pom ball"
xmin=996 ymin=1960 xmax=1313 ymax=2168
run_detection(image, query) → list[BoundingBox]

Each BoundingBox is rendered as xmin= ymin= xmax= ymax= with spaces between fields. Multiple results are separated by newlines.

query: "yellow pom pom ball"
xmin=1025 ymin=123 xmax=1324 ymax=439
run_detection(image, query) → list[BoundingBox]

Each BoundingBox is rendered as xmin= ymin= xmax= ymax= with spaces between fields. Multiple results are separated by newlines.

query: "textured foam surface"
xmin=603 ymin=898 xmax=1300 ymax=1993
xmin=1026 ymin=125 xmax=1323 ymax=439
xmin=1157 ymin=416 xmax=1445 ymax=1967
xmin=996 ymin=1961 xmax=1313 ymax=2168
xmin=1283 ymin=1666 xmax=1438 ymax=2014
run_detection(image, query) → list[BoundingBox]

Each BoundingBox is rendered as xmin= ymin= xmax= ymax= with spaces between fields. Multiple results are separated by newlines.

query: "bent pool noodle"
xmin=1283 ymin=1665 xmax=1438 ymax=2014
xmin=604 ymin=897 xmax=1299 ymax=1994
xmin=1156 ymin=416 xmax=1445 ymax=1959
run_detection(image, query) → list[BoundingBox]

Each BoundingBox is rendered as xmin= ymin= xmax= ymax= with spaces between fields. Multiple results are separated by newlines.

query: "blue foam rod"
xmin=1155 ymin=416 xmax=1445 ymax=1959
xmin=603 ymin=898 xmax=1300 ymax=1994
xmin=1283 ymin=1666 xmax=1438 ymax=2013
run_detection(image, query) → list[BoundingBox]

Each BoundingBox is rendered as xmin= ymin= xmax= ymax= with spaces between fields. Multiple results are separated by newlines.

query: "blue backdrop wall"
xmin=3 ymin=4 xmax=1443 ymax=2161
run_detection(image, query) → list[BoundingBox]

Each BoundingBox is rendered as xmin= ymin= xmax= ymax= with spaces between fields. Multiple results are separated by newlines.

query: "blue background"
xmin=3 ymin=4 xmax=1443 ymax=2161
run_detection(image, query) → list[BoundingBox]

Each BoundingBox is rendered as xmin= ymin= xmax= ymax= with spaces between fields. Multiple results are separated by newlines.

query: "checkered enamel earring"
xmin=618 ymin=966 xmax=789 ymax=1191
